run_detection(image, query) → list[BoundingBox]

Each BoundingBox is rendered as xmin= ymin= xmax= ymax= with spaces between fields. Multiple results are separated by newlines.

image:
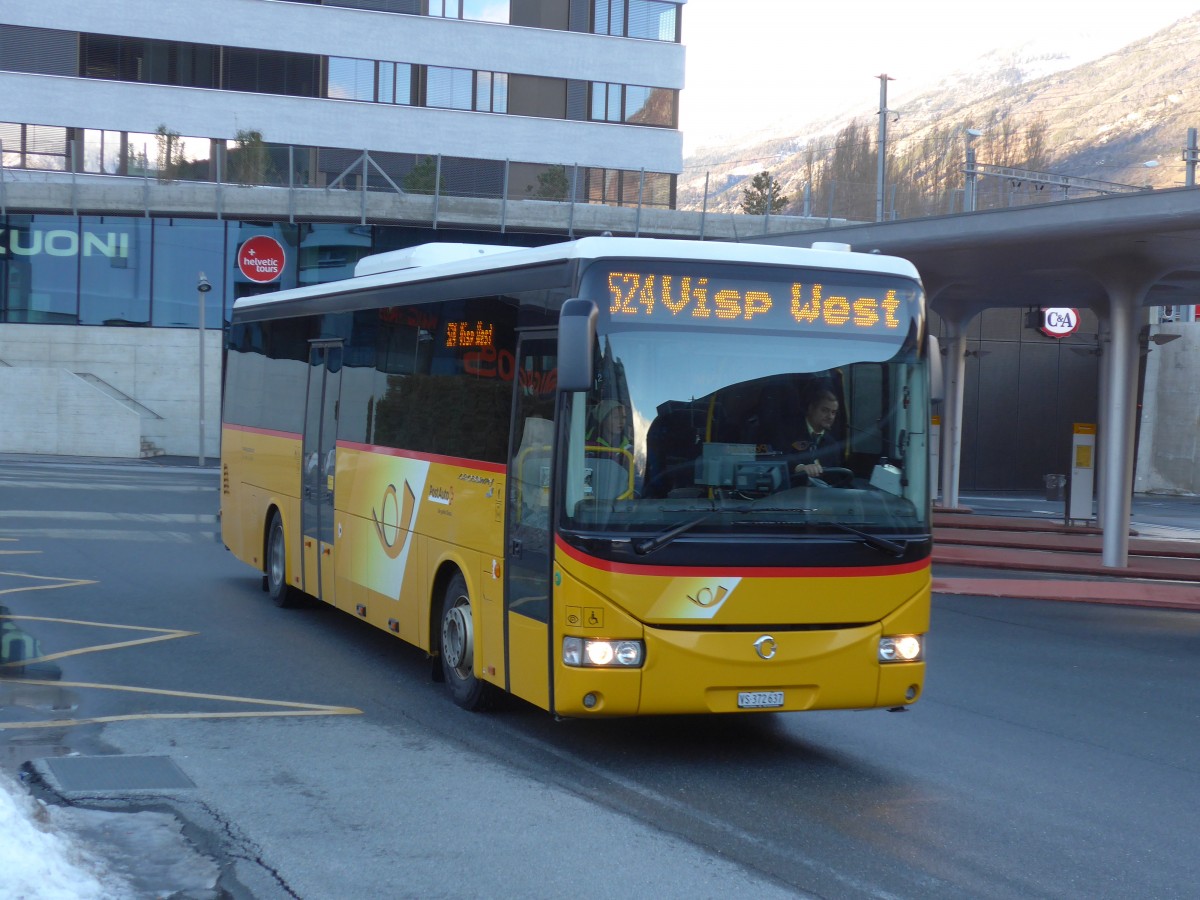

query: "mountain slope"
xmin=680 ymin=13 xmax=1200 ymax=217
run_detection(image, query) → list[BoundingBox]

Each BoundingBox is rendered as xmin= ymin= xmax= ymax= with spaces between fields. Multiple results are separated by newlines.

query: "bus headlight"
xmin=879 ymin=634 xmax=924 ymax=663
xmin=563 ymin=637 xmax=645 ymax=668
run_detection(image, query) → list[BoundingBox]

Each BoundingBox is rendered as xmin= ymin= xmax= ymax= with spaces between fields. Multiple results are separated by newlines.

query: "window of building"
xmin=326 ymin=0 xmax=420 ymax=10
xmin=0 ymin=123 xmax=68 ymax=171
xmin=623 ymin=85 xmax=675 ymax=127
xmin=475 ymin=71 xmax=509 ymax=113
xmin=327 ymin=57 xmax=376 ymax=101
xmin=585 ymin=168 xmax=674 ymax=207
xmin=426 ymin=66 xmax=506 ymax=112
xmin=426 ymin=0 xmax=509 ymax=21
xmin=327 ymin=58 xmax=416 ymax=105
xmin=323 ymin=0 xmax=422 ymax=13
xmin=627 ymin=0 xmax=677 ymax=40
xmin=593 ymin=0 xmax=677 ymax=40
xmin=0 ymin=215 xmax=80 ymax=324
xmin=590 ymin=83 xmax=623 ymax=123
xmin=222 ymin=47 xmax=320 ymax=97
xmin=378 ymin=62 xmax=415 ymax=105
xmin=78 ymin=217 xmax=152 ymax=326
xmin=80 ymin=34 xmax=219 ymax=89
xmin=151 ymin=220 xmax=226 ymax=327
xmin=81 ymin=130 xmax=129 ymax=175
xmin=427 ymin=66 xmax=473 ymax=109
xmin=589 ymin=83 xmax=674 ymax=127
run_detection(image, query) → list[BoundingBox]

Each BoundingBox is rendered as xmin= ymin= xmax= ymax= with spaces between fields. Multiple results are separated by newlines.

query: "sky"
xmin=680 ymin=1 xmax=1200 ymax=155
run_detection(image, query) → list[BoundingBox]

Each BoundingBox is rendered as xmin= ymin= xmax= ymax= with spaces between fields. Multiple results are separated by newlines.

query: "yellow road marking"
xmin=0 ymin=615 xmax=193 ymax=668
xmin=0 ymin=678 xmax=362 ymax=730
xmin=0 ymin=571 xmax=95 ymax=596
xmin=1 ymin=549 xmax=361 ymax=730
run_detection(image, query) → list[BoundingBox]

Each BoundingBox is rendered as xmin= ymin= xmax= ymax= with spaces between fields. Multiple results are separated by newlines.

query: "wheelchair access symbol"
xmin=565 ymin=606 xmax=604 ymax=628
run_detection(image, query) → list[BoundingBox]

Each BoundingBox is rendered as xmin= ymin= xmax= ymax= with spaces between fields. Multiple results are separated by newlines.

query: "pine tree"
xmin=403 ymin=156 xmax=445 ymax=195
xmin=740 ymin=171 xmax=789 ymax=215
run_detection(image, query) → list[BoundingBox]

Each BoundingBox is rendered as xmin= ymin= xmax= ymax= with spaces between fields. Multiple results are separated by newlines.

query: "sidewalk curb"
xmin=934 ymin=577 xmax=1200 ymax=611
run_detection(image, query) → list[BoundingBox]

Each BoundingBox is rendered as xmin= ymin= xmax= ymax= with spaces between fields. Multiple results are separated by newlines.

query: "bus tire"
xmin=439 ymin=573 xmax=491 ymax=710
xmin=266 ymin=511 xmax=299 ymax=608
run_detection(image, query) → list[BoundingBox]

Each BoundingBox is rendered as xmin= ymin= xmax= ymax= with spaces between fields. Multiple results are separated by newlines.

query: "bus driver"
xmin=791 ymin=388 xmax=841 ymax=478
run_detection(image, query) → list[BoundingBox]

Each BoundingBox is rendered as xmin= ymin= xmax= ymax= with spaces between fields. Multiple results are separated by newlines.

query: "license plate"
xmin=738 ymin=690 xmax=785 ymax=709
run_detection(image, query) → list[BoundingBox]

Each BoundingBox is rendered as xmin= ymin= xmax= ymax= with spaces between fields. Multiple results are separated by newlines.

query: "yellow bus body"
xmin=223 ymin=427 xmax=927 ymax=717
xmin=551 ymin=540 xmax=927 ymax=716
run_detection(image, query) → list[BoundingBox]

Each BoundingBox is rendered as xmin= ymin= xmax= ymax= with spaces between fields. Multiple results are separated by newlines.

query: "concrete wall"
xmin=0 ymin=324 xmax=222 ymax=459
xmin=1135 ymin=323 xmax=1200 ymax=495
xmin=0 ymin=368 xmax=141 ymax=456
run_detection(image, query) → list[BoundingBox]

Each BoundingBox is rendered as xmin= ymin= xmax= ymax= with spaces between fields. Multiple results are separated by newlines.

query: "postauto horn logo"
xmin=372 ymin=482 xmax=416 ymax=559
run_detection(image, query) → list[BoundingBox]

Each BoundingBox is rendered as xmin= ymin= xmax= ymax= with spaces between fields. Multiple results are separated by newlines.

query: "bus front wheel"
xmin=266 ymin=511 xmax=299 ymax=608
xmin=439 ymin=573 xmax=491 ymax=710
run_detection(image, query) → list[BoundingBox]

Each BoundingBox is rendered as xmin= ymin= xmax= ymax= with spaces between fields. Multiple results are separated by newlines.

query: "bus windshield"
xmin=561 ymin=262 xmax=929 ymax=548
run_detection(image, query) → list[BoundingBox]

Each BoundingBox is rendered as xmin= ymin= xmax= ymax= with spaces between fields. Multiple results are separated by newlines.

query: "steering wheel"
xmin=793 ymin=466 xmax=855 ymax=488
xmin=815 ymin=467 xmax=855 ymax=487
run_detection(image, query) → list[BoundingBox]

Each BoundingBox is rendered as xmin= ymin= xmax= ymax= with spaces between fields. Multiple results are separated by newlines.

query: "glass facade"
xmin=0 ymin=217 xmax=565 ymax=329
xmin=0 ymin=217 xmax=412 ymax=328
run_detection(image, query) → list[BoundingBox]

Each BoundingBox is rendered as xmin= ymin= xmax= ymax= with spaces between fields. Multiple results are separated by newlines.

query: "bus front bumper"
xmin=553 ymin=623 xmax=924 ymax=717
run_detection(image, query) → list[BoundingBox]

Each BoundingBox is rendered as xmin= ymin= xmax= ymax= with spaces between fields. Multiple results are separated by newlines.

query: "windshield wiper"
xmin=632 ymin=504 xmax=822 ymax=556
xmin=633 ymin=505 xmax=753 ymax=556
xmin=812 ymin=521 xmax=923 ymax=558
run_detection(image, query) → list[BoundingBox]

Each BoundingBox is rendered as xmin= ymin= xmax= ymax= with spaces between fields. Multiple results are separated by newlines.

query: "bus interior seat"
xmin=644 ymin=402 xmax=715 ymax=497
xmin=584 ymin=456 xmax=633 ymax=501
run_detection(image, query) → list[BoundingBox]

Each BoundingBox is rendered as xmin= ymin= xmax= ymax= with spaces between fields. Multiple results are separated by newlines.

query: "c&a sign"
xmin=1039 ymin=307 xmax=1079 ymax=338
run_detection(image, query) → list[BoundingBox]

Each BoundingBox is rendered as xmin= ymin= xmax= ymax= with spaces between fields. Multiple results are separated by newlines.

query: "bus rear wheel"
xmin=439 ymin=573 xmax=491 ymax=710
xmin=266 ymin=511 xmax=298 ymax=608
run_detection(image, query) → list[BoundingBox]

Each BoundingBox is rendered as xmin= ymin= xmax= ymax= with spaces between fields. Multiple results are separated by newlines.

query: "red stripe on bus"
xmin=337 ymin=441 xmax=508 ymax=475
xmin=223 ymin=423 xmax=301 ymax=440
xmin=555 ymin=535 xmax=930 ymax=579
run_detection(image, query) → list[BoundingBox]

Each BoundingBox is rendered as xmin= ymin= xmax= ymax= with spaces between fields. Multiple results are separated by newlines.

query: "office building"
xmin=0 ymin=0 xmax=686 ymax=457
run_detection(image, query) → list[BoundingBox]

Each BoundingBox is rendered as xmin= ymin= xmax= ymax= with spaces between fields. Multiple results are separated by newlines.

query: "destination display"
xmin=584 ymin=262 xmax=918 ymax=337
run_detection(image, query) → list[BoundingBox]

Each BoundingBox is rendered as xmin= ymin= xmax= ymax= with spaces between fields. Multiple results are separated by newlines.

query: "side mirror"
xmin=926 ymin=334 xmax=945 ymax=402
xmin=557 ymin=299 xmax=597 ymax=392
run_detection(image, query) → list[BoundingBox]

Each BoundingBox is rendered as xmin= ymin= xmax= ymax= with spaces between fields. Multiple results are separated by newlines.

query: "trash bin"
xmin=1044 ymin=474 xmax=1067 ymax=501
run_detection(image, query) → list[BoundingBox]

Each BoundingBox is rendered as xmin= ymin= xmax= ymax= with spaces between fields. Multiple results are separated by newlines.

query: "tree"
xmin=530 ymin=164 xmax=571 ymax=201
xmin=229 ymin=129 xmax=273 ymax=186
xmin=1023 ymin=116 xmax=1050 ymax=171
xmin=403 ymin=156 xmax=445 ymax=195
xmin=154 ymin=124 xmax=182 ymax=183
xmin=810 ymin=120 xmax=877 ymax=220
xmin=740 ymin=171 xmax=789 ymax=215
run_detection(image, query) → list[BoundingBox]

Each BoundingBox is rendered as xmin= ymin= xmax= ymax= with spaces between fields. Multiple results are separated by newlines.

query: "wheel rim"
xmin=441 ymin=596 xmax=473 ymax=679
xmin=268 ymin=523 xmax=285 ymax=592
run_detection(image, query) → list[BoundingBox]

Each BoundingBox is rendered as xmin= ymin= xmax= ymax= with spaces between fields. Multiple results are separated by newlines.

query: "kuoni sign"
xmin=238 ymin=235 xmax=286 ymax=283
xmin=1040 ymin=307 xmax=1080 ymax=338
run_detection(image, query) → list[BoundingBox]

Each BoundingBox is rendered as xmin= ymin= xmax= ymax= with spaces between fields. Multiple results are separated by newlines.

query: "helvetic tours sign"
xmin=1040 ymin=307 xmax=1080 ymax=338
xmin=238 ymin=235 xmax=286 ymax=283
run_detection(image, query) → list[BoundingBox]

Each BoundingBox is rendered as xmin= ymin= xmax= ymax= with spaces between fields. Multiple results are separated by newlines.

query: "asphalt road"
xmin=2 ymin=458 xmax=1197 ymax=899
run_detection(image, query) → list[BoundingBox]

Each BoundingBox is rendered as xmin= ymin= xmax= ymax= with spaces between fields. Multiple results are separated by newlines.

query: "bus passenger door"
xmin=503 ymin=333 xmax=557 ymax=709
xmin=301 ymin=340 xmax=343 ymax=605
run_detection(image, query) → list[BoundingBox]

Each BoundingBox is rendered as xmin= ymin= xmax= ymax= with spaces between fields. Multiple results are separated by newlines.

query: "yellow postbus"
xmin=220 ymin=238 xmax=933 ymax=716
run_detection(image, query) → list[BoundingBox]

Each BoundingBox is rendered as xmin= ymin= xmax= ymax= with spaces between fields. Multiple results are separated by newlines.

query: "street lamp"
xmin=876 ymin=74 xmax=895 ymax=223
xmin=197 ymin=272 xmax=213 ymax=466
xmin=964 ymin=128 xmax=982 ymax=212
